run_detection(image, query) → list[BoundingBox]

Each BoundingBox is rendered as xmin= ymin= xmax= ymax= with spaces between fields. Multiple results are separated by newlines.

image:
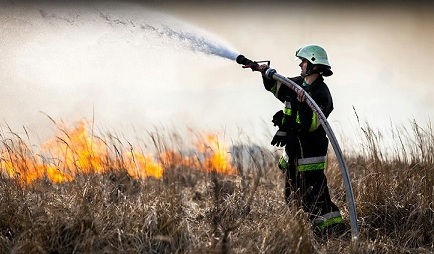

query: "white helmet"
xmin=296 ymin=45 xmax=332 ymax=76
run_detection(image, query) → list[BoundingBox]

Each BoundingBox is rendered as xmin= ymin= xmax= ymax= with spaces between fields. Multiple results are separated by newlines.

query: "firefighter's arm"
xmin=297 ymin=93 xmax=328 ymax=132
xmin=261 ymin=74 xmax=299 ymax=103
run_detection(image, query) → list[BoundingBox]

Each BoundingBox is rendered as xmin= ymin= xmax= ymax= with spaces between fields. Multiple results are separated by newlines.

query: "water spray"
xmin=37 ymin=5 xmax=240 ymax=61
xmin=236 ymin=55 xmax=359 ymax=240
xmin=137 ymin=22 xmax=239 ymax=60
xmin=95 ymin=8 xmax=240 ymax=61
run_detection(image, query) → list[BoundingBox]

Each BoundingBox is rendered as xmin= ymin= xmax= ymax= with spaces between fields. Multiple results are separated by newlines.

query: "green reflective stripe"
xmin=297 ymin=162 xmax=325 ymax=171
xmin=283 ymin=108 xmax=292 ymax=116
xmin=317 ymin=216 xmax=344 ymax=230
xmin=271 ymin=84 xmax=277 ymax=95
xmin=298 ymin=156 xmax=326 ymax=172
xmin=308 ymin=112 xmax=320 ymax=132
xmin=278 ymin=152 xmax=289 ymax=169
xmin=296 ymin=112 xmax=301 ymax=124
xmin=278 ymin=157 xmax=288 ymax=169
xmin=294 ymin=111 xmax=320 ymax=132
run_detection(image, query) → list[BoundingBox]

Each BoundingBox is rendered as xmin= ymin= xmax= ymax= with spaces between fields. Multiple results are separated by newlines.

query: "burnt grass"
xmin=1 ymin=122 xmax=434 ymax=253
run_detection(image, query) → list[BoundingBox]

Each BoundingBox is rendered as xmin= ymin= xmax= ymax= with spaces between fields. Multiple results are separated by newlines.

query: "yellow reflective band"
xmin=297 ymin=162 xmax=325 ymax=172
xmin=294 ymin=112 xmax=320 ymax=132
xmin=278 ymin=152 xmax=289 ymax=170
xmin=283 ymin=108 xmax=292 ymax=116
xmin=296 ymin=112 xmax=301 ymax=124
xmin=308 ymin=112 xmax=320 ymax=132
xmin=271 ymin=84 xmax=277 ymax=94
xmin=317 ymin=216 xmax=344 ymax=230
xmin=278 ymin=157 xmax=288 ymax=169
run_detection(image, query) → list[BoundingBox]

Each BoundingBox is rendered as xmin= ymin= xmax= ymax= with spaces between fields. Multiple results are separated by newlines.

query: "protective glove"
xmin=256 ymin=64 xmax=269 ymax=74
xmin=272 ymin=110 xmax=284 ymax=127
xmin=271 ymin=130 xmax=288 ymax=147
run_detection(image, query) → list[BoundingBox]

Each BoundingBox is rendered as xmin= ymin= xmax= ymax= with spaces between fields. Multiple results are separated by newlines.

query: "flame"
xmin=42 ymin=121 xmax=109 ymax=175
xmin=124 ymin=151 xmax=164 ymax=179
xmin=200 ymin=134 xmax=236 ymax=175
xmin=0 ymin=120 xmax=236 ymax=186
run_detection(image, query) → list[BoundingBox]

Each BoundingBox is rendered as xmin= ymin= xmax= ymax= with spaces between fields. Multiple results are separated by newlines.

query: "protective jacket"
xmin=264 ymin=75 xmax=333 ymax=164
xmin=263 ymin=74 xmax=343 ymax=230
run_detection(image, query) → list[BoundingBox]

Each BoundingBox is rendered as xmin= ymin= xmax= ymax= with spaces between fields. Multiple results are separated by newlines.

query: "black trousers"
xmin=283 ymin=149 xmax=339 ymax=220
xmin=285 ymin=163 xmax=339 ymax=219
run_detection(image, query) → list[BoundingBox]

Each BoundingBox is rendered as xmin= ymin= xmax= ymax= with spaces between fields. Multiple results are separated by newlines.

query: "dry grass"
xmin=0 ymin=120 xmax=433 ymax=254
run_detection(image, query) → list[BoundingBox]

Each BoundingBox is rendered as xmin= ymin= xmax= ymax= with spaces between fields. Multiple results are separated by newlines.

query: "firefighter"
xmin=257 ymin=44 xmax=345 ymax=234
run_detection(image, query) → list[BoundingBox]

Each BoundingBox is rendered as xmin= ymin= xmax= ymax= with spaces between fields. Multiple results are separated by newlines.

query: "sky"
xmin=1 ymin=1 xmax=434 ymax=151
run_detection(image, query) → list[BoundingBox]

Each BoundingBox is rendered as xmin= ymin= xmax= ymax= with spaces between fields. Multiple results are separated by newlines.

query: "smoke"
xmin=0 ymin=2 xmax=244 ymax=144
xmin=4 ymin=2 xmax=434 ymax=149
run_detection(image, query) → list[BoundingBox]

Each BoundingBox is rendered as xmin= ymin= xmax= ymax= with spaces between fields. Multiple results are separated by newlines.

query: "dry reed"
xmin=0 ymin=120 xmax=433 ymax=253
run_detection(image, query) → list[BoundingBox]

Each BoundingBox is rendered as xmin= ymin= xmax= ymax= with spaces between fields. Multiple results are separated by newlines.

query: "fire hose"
xmin=236 ymin=55 xmax=359 ymax=240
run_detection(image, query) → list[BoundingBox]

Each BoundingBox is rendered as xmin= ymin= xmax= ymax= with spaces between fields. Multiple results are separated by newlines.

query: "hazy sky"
xmin=1 ymin=1 xmax=434 ymax=150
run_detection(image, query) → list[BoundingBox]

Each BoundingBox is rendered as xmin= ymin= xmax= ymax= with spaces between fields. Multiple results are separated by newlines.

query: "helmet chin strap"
xmin=302 ymin=59 xmax=329 ymax=78
xmin=303 ymin=61 xmax=317 ymax=77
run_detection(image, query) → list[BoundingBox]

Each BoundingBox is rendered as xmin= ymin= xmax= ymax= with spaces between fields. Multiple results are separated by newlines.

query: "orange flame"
xmin=0 ymin=120 xmax=236 ymax=186
xmin=200 ymin=134 xmax=236 ymax=175
xmin=42 ymin=121 xmax=109 ymax=175
xmin=124 ymin=151 xmax=164 ymax=179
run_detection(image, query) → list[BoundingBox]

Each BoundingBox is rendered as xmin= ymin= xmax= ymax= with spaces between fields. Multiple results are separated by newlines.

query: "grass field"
xmin=0 ymin=119 xmax=433 ymax=253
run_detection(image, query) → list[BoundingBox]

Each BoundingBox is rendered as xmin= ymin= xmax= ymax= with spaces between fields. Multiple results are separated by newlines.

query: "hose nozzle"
xmin=236 ymin=54 xmax=270 ymax=72
xmin=236 ymin=54 xmax=276 ymax=78
xmin=236 ymin=55 xmax=254 ymax=66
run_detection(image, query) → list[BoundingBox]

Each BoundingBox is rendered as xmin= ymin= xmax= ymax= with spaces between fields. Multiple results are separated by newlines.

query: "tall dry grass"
xmin=0 ymin=120 xmax=433 ymax=253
